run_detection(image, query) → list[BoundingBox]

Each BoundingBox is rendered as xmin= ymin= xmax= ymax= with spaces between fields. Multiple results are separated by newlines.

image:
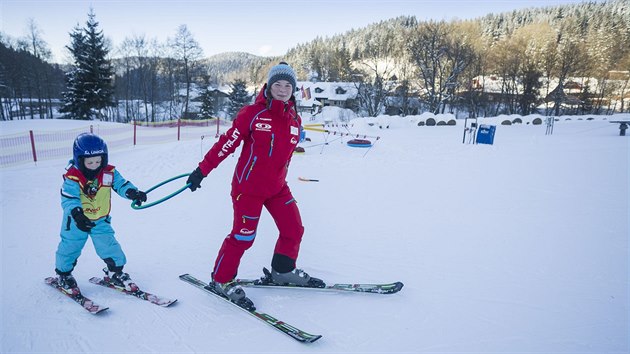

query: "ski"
xmin=298 ymin=177 xmax=319 ymax=182
xmin=89 ymin=277 xmax=177 ymax=307
xmin=45 ymin=277 xmax=108 ymax=314
xmin=236 ymin=268 xmax=404 ymax=294
xmin=179 ymin=273 xmax=322 ymax=343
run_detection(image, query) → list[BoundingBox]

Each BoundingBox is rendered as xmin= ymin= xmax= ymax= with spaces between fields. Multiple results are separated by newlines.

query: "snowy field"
xmin=1 ymin=114 xmax=628 ymax=353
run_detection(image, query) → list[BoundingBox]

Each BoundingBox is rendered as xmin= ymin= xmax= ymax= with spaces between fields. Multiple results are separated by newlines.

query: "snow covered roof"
xmin=295 ymin=81 xmax=358 ymax=106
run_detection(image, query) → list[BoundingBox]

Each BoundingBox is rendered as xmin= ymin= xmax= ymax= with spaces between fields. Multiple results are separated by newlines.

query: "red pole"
xmin=177 ymin=118 xmax=181 ymax=141
xmin=133 ymin=120 xmax=137 ymax=146
xmin=29 ymin=130 xmax=37 ymax=163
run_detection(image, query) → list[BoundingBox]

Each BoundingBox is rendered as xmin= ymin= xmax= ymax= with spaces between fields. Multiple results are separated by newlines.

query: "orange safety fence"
xmin=1 ymin=118 xmax=231 ymax=167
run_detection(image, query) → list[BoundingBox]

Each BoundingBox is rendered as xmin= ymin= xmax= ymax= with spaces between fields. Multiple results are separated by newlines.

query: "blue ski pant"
xmin=55 ymin=214 xmax=126 ymax=273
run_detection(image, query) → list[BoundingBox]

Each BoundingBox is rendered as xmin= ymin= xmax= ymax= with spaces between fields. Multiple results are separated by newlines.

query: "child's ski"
xmin=89 ymin=277 xmax=177 ymax=307
xmin=45 ymin=277 xmax=108 ymax=314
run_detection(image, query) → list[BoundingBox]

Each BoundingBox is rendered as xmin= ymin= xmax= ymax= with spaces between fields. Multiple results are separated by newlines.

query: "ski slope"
xmin=1 ymin=114 xmax=628 ymax=353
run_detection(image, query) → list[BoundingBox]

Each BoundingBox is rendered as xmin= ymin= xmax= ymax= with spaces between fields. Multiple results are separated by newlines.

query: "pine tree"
xmin=60 ymin=10 xmax=115 ymax=120
xmin=198 ymin=86 xmax=215 ymax=119
xmin=227 ymin=79 xmax=250 ymax=119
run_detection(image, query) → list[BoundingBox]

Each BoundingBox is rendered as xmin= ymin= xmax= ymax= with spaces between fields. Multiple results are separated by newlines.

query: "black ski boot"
xmin=208 ymin=279 xmax=255 ymax=311
xmin=263 ymin=267 xmax=325 ymax=288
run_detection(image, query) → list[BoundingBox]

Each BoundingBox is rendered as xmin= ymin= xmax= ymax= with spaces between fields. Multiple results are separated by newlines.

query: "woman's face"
xmin=269 ymin=80 xmax=293 ymax=102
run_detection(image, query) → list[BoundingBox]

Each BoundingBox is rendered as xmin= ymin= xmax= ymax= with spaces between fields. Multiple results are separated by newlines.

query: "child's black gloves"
xmin=187 ymin=167 xmax=205 ymax=192
xmin=71 ymin=207 xmax=96 ymax=232
xmin=126 ymin=189 xmax=148 ymax=206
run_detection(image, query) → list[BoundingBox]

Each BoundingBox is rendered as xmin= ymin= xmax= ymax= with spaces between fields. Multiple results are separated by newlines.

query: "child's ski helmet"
xmin=73 ymin=133 xmax=108 ymax=173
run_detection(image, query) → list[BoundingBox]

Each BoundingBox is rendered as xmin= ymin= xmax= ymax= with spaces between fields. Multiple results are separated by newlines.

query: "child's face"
xmin=83 ymin=156 xmax=102 ymax=170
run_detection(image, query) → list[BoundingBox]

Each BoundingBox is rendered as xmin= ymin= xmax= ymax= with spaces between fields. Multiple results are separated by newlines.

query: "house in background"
xmin=294 ymin=81 xmax=359 ymax=114
xmin=185 ymin=84 xmax=231 ymax=119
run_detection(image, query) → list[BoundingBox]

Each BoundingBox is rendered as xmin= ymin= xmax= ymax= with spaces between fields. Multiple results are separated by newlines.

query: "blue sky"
xmin=1 ymin=0 xmax=605 ymax=63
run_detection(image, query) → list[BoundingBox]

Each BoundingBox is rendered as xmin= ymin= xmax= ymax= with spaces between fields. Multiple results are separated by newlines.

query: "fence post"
xmin=29 ymin=130 xmax=38 ymax=163
xmin=177 ymin=118 xmax=181 ymax=141
xmin=133 ymin=120 xmax=137 ymax=146
xmin=90 ymin=125 xmax=93 ymax=133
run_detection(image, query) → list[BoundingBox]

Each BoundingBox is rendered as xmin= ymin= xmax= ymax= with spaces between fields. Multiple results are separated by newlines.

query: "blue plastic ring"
xmin=131 ymin=173 xmax=191 ymax=210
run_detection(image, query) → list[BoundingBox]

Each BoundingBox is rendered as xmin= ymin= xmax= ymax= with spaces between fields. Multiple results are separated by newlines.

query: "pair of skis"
xmin=179 ymin=271 xmax=404 ymax=343
xmin=46 ymin=272 xmax=403 ymax=343
xmin=45 ymin=276 xmax=177 ymax=314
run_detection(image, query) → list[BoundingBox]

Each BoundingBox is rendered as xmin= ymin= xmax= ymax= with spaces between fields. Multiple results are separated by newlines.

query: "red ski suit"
xmin=198 ymin=86 xmax=303 ymax=283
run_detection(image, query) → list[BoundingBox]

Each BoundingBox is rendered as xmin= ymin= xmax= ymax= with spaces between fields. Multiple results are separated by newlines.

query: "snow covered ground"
xmin=1 ymin=114 xmax=628 ymax=353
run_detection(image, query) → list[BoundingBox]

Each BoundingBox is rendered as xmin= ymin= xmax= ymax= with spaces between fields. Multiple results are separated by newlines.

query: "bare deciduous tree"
xmin=169 ymin=25 xmax=203 ymax=119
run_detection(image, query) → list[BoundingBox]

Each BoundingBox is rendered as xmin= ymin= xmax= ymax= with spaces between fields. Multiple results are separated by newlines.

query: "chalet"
xmin=563 ymin=81 xmax=583 ymax=94
xmin=469 ymin=75 xmax=593 ymax=104
xmin=544 ymin=83 xmax=582 ymax=106
xmin=184 ymin=84 xmax=232 ymax=119
xmin=468 ymin=75 xmax=521 ymax=102
xmin=294 ymin=81 xmax=358 ymax=113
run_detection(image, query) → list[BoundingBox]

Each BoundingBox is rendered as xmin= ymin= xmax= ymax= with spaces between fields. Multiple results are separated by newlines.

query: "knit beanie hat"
xmin=267 ymin=62 xmax=297 ymax=90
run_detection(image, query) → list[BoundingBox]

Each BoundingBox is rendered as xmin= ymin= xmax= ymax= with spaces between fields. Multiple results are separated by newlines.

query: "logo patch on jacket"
xmin=102 ymin=172 xmax=113 ymax=186
xmin=218 ymin=129 xmax=241 ymax=158
xmin=84 ymin=180 xmax=99 ymax=199
xmin=255 ymin=122 xmax=272 ymax=132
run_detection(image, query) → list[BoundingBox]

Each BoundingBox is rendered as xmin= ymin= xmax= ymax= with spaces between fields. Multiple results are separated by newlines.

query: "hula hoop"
xmin=131 ymin=173 xmax=191 ymax=210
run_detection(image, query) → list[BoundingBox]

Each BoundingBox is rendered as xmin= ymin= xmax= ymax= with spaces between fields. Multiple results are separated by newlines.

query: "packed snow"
xmin=0 ymin=113 xmax=628 ymax=353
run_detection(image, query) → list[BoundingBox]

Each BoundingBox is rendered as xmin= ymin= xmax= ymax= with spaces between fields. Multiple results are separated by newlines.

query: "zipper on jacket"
xmin=269 ymin=133 xmax=275 ymax=157
xmin=245 ymin=156 xmax=257 ymax=180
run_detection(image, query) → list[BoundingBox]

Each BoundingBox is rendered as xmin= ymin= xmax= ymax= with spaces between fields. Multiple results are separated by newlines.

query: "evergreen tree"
xmin=334 ymin=44 xmax=355 ymax=82
xmin=519 ymin=64 xmax=543 ymax=115
xmin=59 ymin=25 xmax=89 ymax=119
xmin=60 ymin=10 xmax=115 ymax=120
xmin=227 ymin=79 xmax=250 ymax=119
xmin=198 ymin=86 xmax=215 ymax=119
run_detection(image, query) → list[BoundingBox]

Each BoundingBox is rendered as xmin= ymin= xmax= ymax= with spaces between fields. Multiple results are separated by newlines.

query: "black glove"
xmin=187 ymin=167 xmax=205 ymax=192
xmin=126 ymin=189 xmax=147 ymax=206
xmin=71 ymin=207 xmax=96 ymax=232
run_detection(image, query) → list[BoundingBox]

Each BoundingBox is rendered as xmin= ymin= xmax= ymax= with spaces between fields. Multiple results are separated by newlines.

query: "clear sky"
xmin=1 ymin=0 xmax=605 ymax=63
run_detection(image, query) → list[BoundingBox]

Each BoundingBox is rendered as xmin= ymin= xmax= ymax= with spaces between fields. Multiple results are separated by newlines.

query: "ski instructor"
xmin=186 ymin=62 xmax=324 ymax=310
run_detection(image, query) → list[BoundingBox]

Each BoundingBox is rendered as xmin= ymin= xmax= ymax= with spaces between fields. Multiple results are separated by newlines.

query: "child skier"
xmin=53 ymin=133 xmax=147 ymax=294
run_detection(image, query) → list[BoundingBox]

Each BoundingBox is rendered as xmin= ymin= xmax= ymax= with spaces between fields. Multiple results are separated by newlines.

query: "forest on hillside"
xmin=1 ymin=0 xmax=628 ymax=121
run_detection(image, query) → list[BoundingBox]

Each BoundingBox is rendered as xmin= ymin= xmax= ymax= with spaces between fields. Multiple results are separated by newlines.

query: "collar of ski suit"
xmin=65 ymin=164 xmax=115 ymax=185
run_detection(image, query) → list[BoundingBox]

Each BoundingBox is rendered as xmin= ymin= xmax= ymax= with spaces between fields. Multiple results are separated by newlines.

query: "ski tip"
xmin=178 ymin=273 xmax=190 ymax=279
xmin=304 ymin=334 xmax=323 ymax=343
xmin=162 ymin=299 xmax=178 ymax=307
xmin=389 ymin=281 xmax=404 ymax=294
xmin=92 ymin=307 xmax=109 ymax=314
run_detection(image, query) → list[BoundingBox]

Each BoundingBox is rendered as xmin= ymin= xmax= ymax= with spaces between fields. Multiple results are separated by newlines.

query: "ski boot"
xmin=56 ymin=270 xmax=79 ymax=295
xmin=209 ymin=279 xmax=255 ymax=311
xmin=265 ymin=267 xmax=325 ymax=288
xmin=103 ymin=268 xmax=139 ymax=292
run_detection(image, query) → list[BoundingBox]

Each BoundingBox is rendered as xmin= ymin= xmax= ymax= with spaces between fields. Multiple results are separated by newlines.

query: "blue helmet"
xmin=73 ymin=133 xmax=108 ymax=174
